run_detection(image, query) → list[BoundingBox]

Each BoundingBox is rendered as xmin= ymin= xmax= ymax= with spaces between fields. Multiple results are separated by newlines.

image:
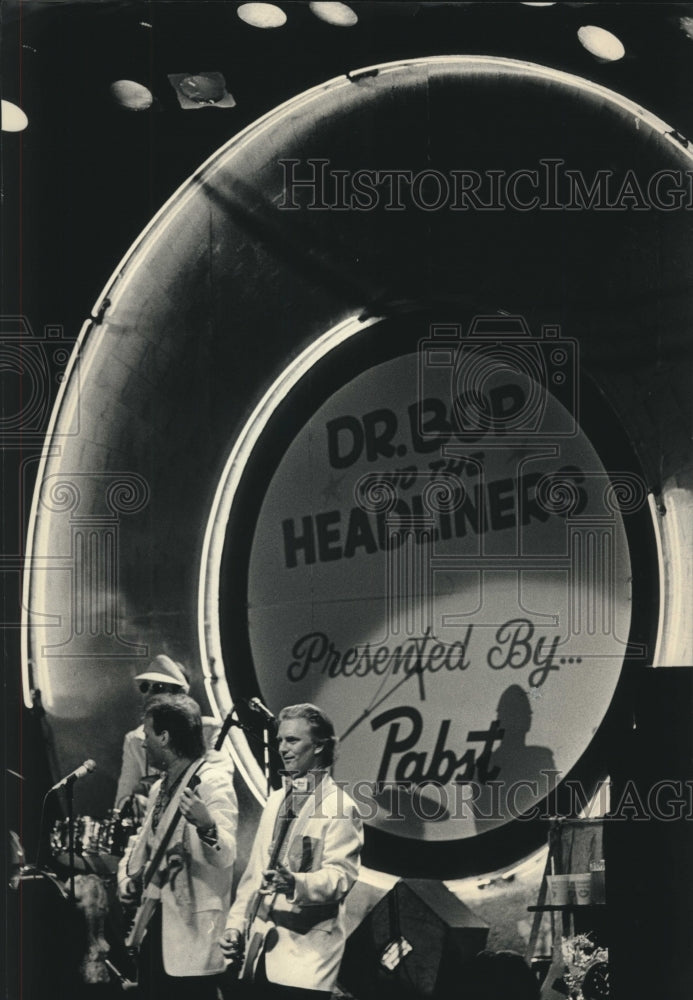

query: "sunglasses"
xmin=138 ymin=681 xmax=177 ymax=695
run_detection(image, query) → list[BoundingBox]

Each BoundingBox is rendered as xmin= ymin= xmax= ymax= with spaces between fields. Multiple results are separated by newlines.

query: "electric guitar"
xmin=239 ymin=883 xmax=279 ymax=981
xmin=237 ymin=774 xmax=329 ymax=981
xmin=125 ymin=769 xmax=203 ymax=951
xmin=239 ymin=798 xmax=294 ymax=981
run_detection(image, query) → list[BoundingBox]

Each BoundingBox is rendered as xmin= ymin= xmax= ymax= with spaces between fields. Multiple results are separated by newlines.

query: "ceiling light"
xmin=309 ymin=2 xmax=358 ymax=27
xmin=168 ymin=72 xmax=236 ymax=110
xmin=237 ymin=3 xmax=287 ymax=28
xmin=110 ymin=80 xmax=154 ymax=111
xmin=577 ymin=25 xmax=625 ymax=62
xmin=1 ymin=100 xmax=28 ymax=132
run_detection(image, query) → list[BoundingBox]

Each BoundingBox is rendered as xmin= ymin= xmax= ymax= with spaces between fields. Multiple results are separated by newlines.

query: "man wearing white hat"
xmin=114 ymin=655 xmax=191 ymax=811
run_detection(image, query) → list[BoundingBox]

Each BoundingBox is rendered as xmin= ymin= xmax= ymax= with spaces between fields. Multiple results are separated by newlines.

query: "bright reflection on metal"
xmin=309 ymin=2 xmax=358 ymax=27
xmin=577 ymin=24 xmax=626 ymax=62
xmin=1 ymin=100 xmax=28 ymax=132
xmin=237 ymin=3 xmax=287 ymax=28
xmin=109 ymin=80 xmax=154 ymax=111
xmin=199 ymin=313 xmax=381 ymax=803
xmin=649 ymin=487 xmax=693 ymax=667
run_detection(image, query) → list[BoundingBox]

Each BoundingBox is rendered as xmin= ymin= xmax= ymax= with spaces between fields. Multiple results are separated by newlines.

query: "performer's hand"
xmin=118 ymin=877 xmax=138 ymax=905
xmin=179 ymin=786 xmax=213 ymax=831
xmin=132 ymin=793 xmax=149 ymax=821
xmin=220 ymin=928 xmax=244 ymax=965
xmin=261 ymin=862 xmax=295 ymax=897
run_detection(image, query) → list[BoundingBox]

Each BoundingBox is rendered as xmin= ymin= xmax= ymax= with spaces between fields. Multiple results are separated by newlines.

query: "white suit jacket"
xmin=114 ymin=725 xmax=157 ymax=808
xmin=226 ymin=772 xmax=363 ymax=991
xmin=118 ymin=755 xmax=237 ymax=977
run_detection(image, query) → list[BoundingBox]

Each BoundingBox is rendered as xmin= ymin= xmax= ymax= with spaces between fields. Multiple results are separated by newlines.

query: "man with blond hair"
xmin=221 ymin=703 xmax=363 ymax=998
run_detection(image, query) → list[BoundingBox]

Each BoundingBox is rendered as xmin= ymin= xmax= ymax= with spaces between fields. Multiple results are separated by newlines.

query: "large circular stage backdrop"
xmin=23 ymin=57 xmax=692 ymax=887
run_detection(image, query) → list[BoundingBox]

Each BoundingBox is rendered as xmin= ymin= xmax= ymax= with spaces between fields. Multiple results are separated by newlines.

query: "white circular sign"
xmin=247 ymin=319 xmax=633 ymax=840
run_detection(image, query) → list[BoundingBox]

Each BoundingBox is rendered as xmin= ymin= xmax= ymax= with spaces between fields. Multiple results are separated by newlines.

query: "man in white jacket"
xmin=221 ymin=703 xmax=363 ymax=998
xmin=114 ymin=655 xmax=233 ymax=819
xmin=114 ymin=654 xmax=190 ymax=811
xmin=117 ymin=693 xmax=237 ymax=1000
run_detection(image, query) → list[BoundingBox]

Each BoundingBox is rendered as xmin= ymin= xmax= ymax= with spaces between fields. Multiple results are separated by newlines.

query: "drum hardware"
xmin=50 ymin=808 xmax=141 ymax=867
xmin=8 ymin=830 xmax=25 ymax=889
xmin=104 ymin=958 xmax=137 ymax=991
xmin=12 ymin=863 xmax=69 ymax=899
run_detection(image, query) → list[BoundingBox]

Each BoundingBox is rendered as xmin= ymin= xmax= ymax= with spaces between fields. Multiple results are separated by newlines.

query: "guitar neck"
xmin=142 ymin=770 xmax=202 ymax=890
xmin=246 ymin=791 xmax=295 ymax=930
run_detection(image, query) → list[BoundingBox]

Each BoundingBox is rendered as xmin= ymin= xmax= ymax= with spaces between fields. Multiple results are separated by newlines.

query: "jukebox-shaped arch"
xmin=23 ymin=59 xmax=691 ymax=885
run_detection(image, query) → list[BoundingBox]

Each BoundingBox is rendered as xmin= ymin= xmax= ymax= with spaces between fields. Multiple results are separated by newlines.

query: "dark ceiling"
xmin=4 ymin=2 xmax=693 ymax=337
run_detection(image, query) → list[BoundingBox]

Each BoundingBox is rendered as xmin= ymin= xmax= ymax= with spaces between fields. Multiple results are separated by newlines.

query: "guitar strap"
xmin=135 ymin=758 xmax=206 ymax=891
xmin=267 ymin=772 xmax=330 ymax=894
xmin=266 ymin=790 xmax=296 ymax=872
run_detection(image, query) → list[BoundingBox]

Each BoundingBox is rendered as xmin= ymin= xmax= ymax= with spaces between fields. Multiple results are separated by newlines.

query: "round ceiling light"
xmin=577 ymin=25 xmax=626 ymax=62
xmin=309 ymin=2 xmax=358 ymax=27
xmin=1 ymin=100 xmax=28 ymax=132
xmin=237 ymin=3 xmax=287 ymax=28
xmin=109 ymin=80 xmax=154 ymax=111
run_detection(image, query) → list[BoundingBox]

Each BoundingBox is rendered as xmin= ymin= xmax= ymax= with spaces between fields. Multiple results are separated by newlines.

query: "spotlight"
xmin=309 ymin=2 xmax=358 ymax=27
xmin=577 ymin=25 xmax=625 ymax=62
xmin=109 ymin=80 xmax=154 ymax=111
xmin=1 ymin=100 xmax=28 ymax=132
xmin=237 ymin=3 xmax=287 ymax=29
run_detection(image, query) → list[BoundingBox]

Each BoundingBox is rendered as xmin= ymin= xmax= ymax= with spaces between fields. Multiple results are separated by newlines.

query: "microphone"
xmin=248 ymin=697 xmax=275 ymax=723
xmin=50 ymin=759 xmax=96 ymax=792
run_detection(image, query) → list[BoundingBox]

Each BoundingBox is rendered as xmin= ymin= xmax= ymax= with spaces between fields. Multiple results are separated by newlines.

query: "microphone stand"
xmin=263 ymin=725 xmax=271 ymax=797
xmin=65 ymin=779 xmax=76 ymax=902
xmin=216 ymin=706 xmax=277 ymax=795
xmin=214 ymin=707 xmax=242 ymax=752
